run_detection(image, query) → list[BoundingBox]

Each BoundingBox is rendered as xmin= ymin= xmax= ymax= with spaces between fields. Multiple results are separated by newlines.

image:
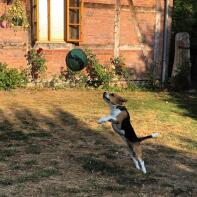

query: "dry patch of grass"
xmin=0 ymin=89 xmax=196 ymax=196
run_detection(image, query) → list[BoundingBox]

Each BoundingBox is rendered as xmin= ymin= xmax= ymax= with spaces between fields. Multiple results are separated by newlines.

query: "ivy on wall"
xmin=0 ymin=0 xmax=29 ymax=28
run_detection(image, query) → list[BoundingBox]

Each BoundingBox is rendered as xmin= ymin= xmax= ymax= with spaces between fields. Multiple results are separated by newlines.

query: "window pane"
xmin=38 ymin=0 xmax=48 ymax=41
xmin=69 ymin=0 xmax=80 ymax=7
xmin=50 ymin=0 xmax=65 ymax=41
xmin=67 ymin=0 xmax=82 ymax=42
xmin=69 ymin=25 xmax=80 ymax=40
xmin=69 ymin=9 xmax=79 ymax=24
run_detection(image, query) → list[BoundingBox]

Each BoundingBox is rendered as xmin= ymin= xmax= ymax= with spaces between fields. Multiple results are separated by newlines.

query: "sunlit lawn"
xmin=0 ymin=89 xmax=196 ymax=196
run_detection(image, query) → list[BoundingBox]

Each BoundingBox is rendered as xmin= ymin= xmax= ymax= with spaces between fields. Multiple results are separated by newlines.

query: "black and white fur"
xmin=98 ymin=92 xmax=159 ymax=174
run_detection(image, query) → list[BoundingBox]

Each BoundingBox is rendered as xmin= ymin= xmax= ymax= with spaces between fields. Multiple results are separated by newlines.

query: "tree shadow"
xmin=119 ymin=22 xmax=165 ymax=88
xmin=0 ymin=105 xmax=196 ymax=196
xmin=165 ymin=92 xmax=197 ymax=119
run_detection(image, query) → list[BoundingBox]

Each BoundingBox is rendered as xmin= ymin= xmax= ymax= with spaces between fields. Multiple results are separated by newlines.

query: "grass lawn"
xmin=0 ymin=89 xmax=196 ymax=196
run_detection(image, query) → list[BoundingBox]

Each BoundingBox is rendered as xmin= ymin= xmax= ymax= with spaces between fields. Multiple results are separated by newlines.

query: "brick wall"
xmin=0 ymin=1 xmax=28 ymax=69
xmin=43 ymin=49 xmax=69 ymax=76
xmin=80 ymin=0 xmax=170 ymax=79
xmin=0 ymin=0 xmax=174 ymax=80
xmin=0 ymin=27 xmax=28 ymax=68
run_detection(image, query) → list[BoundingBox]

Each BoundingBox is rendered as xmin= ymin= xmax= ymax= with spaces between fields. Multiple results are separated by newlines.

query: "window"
xmin=32 ymin=0 xmax=83 ymax=43
xmin=67 ymin=0 xmax=83 ymax=42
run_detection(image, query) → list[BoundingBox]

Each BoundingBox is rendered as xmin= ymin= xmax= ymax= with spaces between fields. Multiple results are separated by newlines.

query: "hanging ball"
xmin=66 ymin=48 xmax=88 ymax=71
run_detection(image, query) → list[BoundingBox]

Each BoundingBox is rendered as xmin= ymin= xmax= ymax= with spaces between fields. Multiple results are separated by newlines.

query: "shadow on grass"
xmin=0 ymin=106 xmax=196 ymax=196
xmin=167 ymin=92 xmax=197 ymax=119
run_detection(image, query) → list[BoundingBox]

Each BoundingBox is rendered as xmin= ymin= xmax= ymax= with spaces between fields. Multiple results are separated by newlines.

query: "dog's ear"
xmin=118 ymin=97 xmax=127 ymax=105
xmin=120 ymin=97 xmax=127 ymax=103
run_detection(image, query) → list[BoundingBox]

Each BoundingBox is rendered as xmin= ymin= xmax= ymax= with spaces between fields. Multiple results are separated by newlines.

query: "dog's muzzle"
xmin=103 ymin=92 xmax=110 ymax=103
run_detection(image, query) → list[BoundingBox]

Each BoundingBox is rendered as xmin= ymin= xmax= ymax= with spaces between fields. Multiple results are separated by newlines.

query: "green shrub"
xmin=85 ymin=49 xmax=112 ymax=88
xmin=145 ymin=62 xmax=160 ymax=89
xmin=0 ymin=63 xmax=27 ymax=90
xmin=26 ymin=48 xmax=47 ymax=81
xmin=110 ymin=56 xmax=126 ymax=77
xmin=60 ymin=67 xmax=87 ymax=88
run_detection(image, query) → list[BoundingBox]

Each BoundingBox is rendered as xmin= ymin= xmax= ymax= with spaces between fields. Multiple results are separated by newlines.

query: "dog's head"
xmin=103 ymin=92 xmax=127 ymax=106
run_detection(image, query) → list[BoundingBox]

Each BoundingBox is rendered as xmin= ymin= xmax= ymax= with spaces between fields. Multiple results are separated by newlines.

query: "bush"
xmin=60 ymin=67 xmax=87 ymax=88
xmin=0 ymin=63 xmax=27 ymax=90
xmin=85 ymin=49 xmax=112 ymax=88
xmin=110 ymin=56 xmax=126 ymax=77
xmin=145 ymin=62 xmax=160 ymax=90
xmin=26 ymin=48 xmax=47 ymax=81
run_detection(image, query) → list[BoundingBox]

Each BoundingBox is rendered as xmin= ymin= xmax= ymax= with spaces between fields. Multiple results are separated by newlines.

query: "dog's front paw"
xmin=97 ymin=118 xmax=106 ymax=124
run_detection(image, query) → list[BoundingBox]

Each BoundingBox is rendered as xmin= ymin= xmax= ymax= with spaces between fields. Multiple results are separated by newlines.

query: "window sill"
xmin=33 ymin=42 xmax=75 ymax=50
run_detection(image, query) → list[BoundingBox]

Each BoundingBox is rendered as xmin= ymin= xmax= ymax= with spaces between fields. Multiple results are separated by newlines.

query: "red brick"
xmin=0 ymin=0 xmax=174 ymax=80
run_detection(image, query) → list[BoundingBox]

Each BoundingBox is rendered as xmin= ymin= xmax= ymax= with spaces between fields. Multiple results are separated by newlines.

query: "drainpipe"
xmin=161 ymin=0 xmax=169 ymax=85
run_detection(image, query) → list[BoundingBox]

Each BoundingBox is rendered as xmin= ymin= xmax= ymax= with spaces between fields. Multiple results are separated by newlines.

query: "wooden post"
xmin=171 ymin=32 xmax=192 ymax=88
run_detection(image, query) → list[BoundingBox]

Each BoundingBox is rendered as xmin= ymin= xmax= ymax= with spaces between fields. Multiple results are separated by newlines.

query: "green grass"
xmin=0 ymin=131 xmax=28 ymax=141
xmin=0 ymin=89 xmax=196 ymax=196
xmin=79 ymin=156 xmax=125 ymax=175
xmin=0 ymin=178 xmax=13 ymax=186
xmin=0 ymin=148 xmax=16 ymax=160
xmin=17 ymin=167 xmax=60 ymax=183
xmin=24 ymin=159 xmax=38 ymax=167
xmin=26 ymin=144 xmax=41 ymax=154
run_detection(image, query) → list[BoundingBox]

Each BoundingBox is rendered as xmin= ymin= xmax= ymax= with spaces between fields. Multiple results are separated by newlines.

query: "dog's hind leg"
xmin=133 ymin=143 xmax=147 ymax=174
xmin=138 ymin=159 xmax=147 ymax=174
xmin=131 ymin=154 xmax=141 ymax=170
xmin=126 ymin=141 xmax=141 ymax=170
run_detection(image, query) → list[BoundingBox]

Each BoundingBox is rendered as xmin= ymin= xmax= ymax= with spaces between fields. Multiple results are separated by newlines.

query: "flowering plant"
xmin=26 ymin=48 xmax=47 ymax=81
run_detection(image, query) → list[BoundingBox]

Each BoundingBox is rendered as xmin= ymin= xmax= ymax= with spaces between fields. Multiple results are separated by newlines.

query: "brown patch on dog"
xmin=116 ymin=111 xmax=128 ymax=124
xmin=133 ymin=143 xmax=142 ymax=159
xmin=125 ymin=140 xmax=142 ymax=158
xmin=109 ymin=93 xmax=127 ymax=105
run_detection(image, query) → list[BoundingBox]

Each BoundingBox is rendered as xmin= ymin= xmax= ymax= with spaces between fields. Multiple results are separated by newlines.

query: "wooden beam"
xmin=48 ymin=0 xmax=51 ymax=41
xmin=127 ymin=0 xmax=149 ymax=66
xmin=36 ymin=0 xmax=39 ymax=41
xmin=114 ymin=0 xmax=120 ymax=57
xmin=79 ymin=0 xmax=84 ymax=42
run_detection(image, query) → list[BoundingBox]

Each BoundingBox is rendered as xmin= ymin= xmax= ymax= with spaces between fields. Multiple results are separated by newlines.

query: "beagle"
xmin=98 ymin=92 xmax=159 ymax=174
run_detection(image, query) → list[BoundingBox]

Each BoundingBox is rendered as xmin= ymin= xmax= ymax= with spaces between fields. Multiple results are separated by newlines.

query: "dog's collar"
xmin=112 ymin=105 xmax=126 ymax=110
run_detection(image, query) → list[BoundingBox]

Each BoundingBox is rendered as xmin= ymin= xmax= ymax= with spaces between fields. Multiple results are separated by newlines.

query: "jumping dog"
xmin=98 ymin=92 xmax=159 ymax=174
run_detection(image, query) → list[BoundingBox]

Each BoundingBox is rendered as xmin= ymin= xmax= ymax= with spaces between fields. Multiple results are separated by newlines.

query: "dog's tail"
xmin=139 ymin=133 xmax=159 ymax=142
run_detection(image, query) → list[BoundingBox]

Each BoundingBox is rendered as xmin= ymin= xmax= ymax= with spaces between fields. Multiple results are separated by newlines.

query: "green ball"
xmin=66 ymin=49 xmax=88 ymax=71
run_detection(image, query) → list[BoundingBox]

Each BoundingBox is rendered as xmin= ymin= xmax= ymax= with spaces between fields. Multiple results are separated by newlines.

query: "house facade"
xmin=0 ymin=0 xmax=173 ymax=80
